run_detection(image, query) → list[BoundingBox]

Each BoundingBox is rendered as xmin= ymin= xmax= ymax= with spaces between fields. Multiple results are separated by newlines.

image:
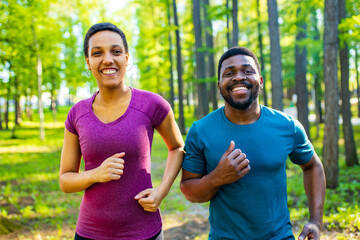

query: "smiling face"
xmin=85 ymin=30 xmax=129 ymax=89
xmin=218 ymin=54 xmax=263 ymax=111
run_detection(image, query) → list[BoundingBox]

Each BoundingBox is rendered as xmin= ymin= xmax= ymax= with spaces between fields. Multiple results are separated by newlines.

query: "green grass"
xmin=0 ymin=105 xmax=359 ymax=239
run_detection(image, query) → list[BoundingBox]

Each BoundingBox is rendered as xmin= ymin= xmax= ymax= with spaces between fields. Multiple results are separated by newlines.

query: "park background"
xmin=0 ymin=0 xmax=359 ymax=239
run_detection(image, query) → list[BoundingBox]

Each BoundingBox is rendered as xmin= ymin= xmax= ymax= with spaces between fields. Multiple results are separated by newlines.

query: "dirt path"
xmin=1 ymin=212 xmax=360 ymax=239
xmin=162 ymin=213 xmax=360 ymax=240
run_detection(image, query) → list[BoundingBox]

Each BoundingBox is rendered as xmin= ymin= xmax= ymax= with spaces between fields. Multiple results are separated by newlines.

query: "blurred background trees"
xmin=0 ymin=0 xmax=359 ymax=189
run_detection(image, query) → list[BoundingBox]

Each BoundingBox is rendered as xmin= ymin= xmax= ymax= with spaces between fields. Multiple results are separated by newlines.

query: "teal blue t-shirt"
xmin=183 ymin=106 xmax=314 ymax=240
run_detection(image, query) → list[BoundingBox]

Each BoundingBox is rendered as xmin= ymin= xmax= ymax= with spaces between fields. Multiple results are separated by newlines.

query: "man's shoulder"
xmin=194 ymin=107 xmax=223 ymax=126
xmin=261 ymin=105 xmax=295 ymax=124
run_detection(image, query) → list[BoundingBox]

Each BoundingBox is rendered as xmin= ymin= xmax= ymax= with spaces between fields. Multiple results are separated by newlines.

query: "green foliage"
xmin=339 ymin=15 xmax=360 ymax=46
xmin=288 ymin=123 xmax=360 ymax=237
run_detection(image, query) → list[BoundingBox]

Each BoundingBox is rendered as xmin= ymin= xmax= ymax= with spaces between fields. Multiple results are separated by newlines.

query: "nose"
xmin=232 ymin=72 xmax=246 ymax=82
xmin=103 ymin=52 xmax=114 ymax=65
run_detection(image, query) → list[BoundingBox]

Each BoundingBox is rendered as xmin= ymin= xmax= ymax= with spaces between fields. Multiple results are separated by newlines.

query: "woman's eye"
xmin=245 ymin=70 xmax=254 ymax=74
xmin=113 ymin=50 xmax=122 ymax=55
xmin=92 ymin=52 xmax=101 ymax=56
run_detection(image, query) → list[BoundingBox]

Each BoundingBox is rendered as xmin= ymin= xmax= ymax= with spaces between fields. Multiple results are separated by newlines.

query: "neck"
xmin=224 ymin=101 xmax=261 ymax=125
xmin=97 ymin=84 xmax=130 ymax=105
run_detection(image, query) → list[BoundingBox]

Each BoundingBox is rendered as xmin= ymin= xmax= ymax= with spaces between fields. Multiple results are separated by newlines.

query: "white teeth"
xmin=102 ymin=69 xmax=116 ymax=74
xmin=232 ymin=86 xmax=248 ymax=91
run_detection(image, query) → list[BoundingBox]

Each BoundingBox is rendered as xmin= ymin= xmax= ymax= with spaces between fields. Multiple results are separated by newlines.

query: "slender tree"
xmin=267 ymin=0 xmax=283 ymax=110
xmin=226 ymin=0 xmax=231 ymax=49
xmin=14 ymin=75 xmax=21 ymax=126
xmin=310 ymin=9 xmax=324 ymax=139
xmin=5 ymin=96 xmax=9 ymax=130
xmin=295 ymin=5 xmax=310 ymax=137
xmin=192 ymin=0 xmax=209 ymax=118
xmin=173 ymin=0 xmax=186 ymax=134
xmin=232 ymin=0 xmax=238 ymax=46
xmin=339 ymin=0 xmax=358 ymax=166
xmin=166 ymin=0 xmax=175 ymax=110
xmin=203 ymin=0 xmax=218 ymax=111
xmin=355 ymin=47 xmax=360 ymax=117
xmin=323 ymin=0 xmax=339 ymax=188
xmin=256 ymin=0 xmax=267 ymax=106
xmin=32 ymin=20 xmax=45 ymax=141
xmin=0 ymin=98 xmax=2 ymax=130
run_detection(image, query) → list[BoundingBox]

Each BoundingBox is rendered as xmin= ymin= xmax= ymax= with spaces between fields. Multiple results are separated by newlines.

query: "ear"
xmin=260 ymin=76 xmax=264 ymax=90
xmin=85 ymin=57 xmax=91 ymax=70
xmin=125 ymin=52 xmax=129 ymax=66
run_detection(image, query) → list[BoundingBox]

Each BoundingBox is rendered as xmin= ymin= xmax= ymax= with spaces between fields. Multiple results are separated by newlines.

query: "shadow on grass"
xmin=164 ymin=219 xmax=210 ymax=240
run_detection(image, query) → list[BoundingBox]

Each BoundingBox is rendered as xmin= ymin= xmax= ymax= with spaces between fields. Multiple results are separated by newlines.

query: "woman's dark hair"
xmin=83 ymin=22 xmax=128 ymax=57
xmin=217 ymin=47 xmax=260 ymax=81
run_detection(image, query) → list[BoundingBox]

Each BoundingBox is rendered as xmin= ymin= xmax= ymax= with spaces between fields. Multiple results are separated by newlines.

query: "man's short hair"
xmin=217 ymin=47 xmax=261 ymax=81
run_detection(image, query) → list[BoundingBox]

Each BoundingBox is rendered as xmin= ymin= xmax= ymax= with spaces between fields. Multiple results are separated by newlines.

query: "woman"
xmin=59 ymin=22 xmax=184 ymax=240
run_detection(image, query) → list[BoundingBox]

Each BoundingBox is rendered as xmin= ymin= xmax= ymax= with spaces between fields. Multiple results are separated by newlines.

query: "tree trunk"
xmin=50 ymin=70 xmax=57 ymax=123
xmin=232 ymin=0 xmax=238 ymax=47
xmin=25 ymin=90 xmax=33 ymax=121
xmin=323 ymin=0 xmax=339 ymax=189
xmin=226 ymin=0 xmax=231 ymax=49
xmin=5 ymin=71 xmax=10 ymax=130
xmin=5 ymin=98 xmax=9 ymax=130
xmin=314 ymin=73 xmax=323 ymax=139
xmin=192 ymin=0 xmax=208 ymax=119
xmin=151 ymin=5 xmax=162 ymax=95
xmin=0 ymin=100 xmax=3 ymax=130
xmin=267 ymin=0 xmax=283 ymax=110
xmin=167 ymin=0 xmax=175 ymax=111
xmin=14 ymin=76 xmax=21 ymax=126
xmin=37 ymin=56 xmax=45 ymax=140
xmin=203 ymin=0 xmax=218 ymax=111
xmin=339 ymin=0 xmax=358 ymax=166
xmin=311 ymin=10 xmax=324 ymax=139
xmin=32 ymin=21 xmax=45 ymax=140
xmin=173 ymin=0 xmax=186 ymax=134
xmin=257 ymin=0 xmax=267 ymax=106
xmin=355 ymin=46 xmax=360 ymax=118
xmin=11 ymin=75 xmax=17 ymax=138
xmin=51 ymin=92 xmax=57 ymax=123
xmin=295 ymin=6 xmax=310 ymax=137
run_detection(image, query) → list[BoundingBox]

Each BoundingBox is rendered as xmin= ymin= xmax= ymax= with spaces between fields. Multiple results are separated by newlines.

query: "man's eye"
xmin=225 ymin=72 xmax=233 ymax=77
xmin=113 ymin=50 xmax=122 ymax=55
xmin=92 ymin=52 xmax=101 ymax=56
xmin=245 ymin=70 xmax=254 ymax=74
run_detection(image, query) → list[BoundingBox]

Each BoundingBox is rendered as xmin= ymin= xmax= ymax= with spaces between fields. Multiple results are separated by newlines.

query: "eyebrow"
xmin=223 ymin=64 xmax=253 ymax=71
xmin=90 ymin=44 xmax=123 ymax=50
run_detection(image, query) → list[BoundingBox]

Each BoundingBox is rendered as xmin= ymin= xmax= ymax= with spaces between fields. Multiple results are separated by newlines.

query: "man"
xmin=180 ymin=47 xmax=326 ymax=240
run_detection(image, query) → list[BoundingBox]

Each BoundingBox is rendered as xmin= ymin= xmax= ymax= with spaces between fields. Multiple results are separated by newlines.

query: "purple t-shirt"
xmin=65 ymin=88 xmax=170 ymax=239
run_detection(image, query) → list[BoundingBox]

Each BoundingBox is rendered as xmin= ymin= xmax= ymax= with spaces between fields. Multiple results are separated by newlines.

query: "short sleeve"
xmin=289 ymin=119 xmax=314 ymax=165
xmin=65 ymin=107 xmax=78 ymax=135
xmin=182 ymin=123 xmax=207 ymax=174
xmin=151 ymin=94 xmax=170 ymax=128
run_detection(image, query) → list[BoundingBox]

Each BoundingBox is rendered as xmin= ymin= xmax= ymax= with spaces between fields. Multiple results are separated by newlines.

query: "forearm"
xmin=180 ymin=171 xmax=221 ymax=203
xmin=157 ymin=147 xmax=184 ymax=198
xmin=59 ymin=169 xmax=97 ymax=193
xmin=303 ymin=162 xmax=326 ymax=227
